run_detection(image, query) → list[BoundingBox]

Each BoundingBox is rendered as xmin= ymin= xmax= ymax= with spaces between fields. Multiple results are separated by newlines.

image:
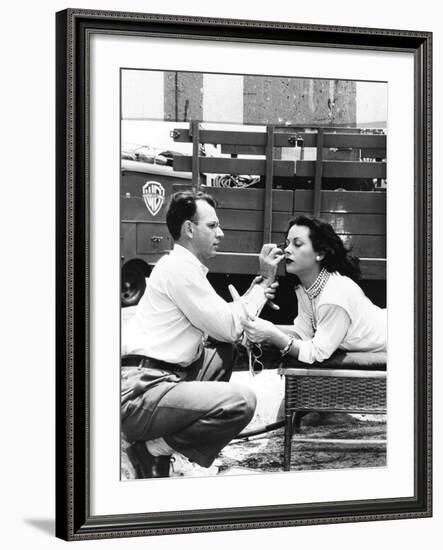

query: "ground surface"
xmin=122 ymin=418 xmax=386 ymax=479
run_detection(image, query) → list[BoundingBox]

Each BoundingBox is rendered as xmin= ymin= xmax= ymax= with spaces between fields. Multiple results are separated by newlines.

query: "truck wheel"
xmin=121 ymin=262 xmax=147 ymax=307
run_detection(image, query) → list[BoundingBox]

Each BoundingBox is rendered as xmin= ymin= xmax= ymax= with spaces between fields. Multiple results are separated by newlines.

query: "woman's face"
xmin=284 ymin=224 xmax=320 ymax=276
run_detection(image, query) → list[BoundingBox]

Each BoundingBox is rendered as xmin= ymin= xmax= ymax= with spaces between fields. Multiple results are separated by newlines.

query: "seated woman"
xmin=243 ymin=216 xmax=387 ymax=364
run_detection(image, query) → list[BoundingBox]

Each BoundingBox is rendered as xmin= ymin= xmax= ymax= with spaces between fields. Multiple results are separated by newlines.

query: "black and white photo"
xmin=119 ymin=68 xmax=388 ymax=480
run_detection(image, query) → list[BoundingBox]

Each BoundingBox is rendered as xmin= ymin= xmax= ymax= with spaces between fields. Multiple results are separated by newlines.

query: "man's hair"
xmin=166 ymin=190 xmax=217 ymax=241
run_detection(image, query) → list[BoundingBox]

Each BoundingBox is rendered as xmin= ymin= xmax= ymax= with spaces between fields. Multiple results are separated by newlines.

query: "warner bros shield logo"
xmin=142 ymin=181 xmax=165 ymax=216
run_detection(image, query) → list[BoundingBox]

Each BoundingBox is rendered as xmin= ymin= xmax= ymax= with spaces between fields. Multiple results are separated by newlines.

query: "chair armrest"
xmin=282 ymin=350 xmax=387 ymax=372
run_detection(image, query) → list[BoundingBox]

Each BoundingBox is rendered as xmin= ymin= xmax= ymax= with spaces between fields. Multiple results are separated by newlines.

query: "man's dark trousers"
xmin=121 ymin=342 xmax=256 ymax=467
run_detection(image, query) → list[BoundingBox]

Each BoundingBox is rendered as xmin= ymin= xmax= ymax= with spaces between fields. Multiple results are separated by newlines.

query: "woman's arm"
xmin=243 ymin=305 xmax=351 ymax=363
xmin=242 ymin=318 xmax=303 ymax=356
xmin=296 ymin=306 xmax=350 ymax=363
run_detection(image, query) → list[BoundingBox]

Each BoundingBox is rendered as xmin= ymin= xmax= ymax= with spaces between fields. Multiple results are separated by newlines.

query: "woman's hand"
xmin=248 ymin=275 xmax=280 ymax=310
xmin=243 ymin=316 xmax=277 ymax=344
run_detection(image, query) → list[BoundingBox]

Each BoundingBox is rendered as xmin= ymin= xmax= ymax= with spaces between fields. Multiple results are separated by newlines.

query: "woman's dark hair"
xmin=287 ymin=215 xmax=361 ymax=284
xmin=166 ymin=190 xmax=217 ymax=241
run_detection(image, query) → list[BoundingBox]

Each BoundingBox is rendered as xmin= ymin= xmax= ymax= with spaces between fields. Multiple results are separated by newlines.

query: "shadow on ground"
xmin=220 ymin=421 xmax=386 ymax=473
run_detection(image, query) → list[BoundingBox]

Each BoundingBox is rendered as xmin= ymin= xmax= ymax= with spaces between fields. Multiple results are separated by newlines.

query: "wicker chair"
xmin=279 ymin=350 xmax=387 ymax=471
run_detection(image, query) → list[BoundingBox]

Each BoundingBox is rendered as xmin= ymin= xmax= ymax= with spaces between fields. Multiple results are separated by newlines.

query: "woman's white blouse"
xmin=293 ymin=272 xmax=387 ymax=364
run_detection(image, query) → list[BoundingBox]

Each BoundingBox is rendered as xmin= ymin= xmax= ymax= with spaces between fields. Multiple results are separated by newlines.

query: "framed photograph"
xmin=55 ymin=9 xmax=432 ymax=541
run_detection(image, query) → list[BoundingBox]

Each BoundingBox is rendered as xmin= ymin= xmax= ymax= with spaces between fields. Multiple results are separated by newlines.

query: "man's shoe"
xmin=127 ymin=441 xmax=171 ymax=479
xmin=169 ymin=452 xmax=220 ymax=477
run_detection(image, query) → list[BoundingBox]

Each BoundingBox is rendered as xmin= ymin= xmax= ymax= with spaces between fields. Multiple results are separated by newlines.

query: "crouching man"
xmin=121 ymin=190 xmax=283 ymax=478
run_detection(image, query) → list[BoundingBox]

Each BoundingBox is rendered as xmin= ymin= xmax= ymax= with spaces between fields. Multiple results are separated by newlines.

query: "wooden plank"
xmin=172 ymin=128 xmax=297 ymax=147
xmin=313 ymin=128 xmax=324 ymax=218
xmin=323 ymin=149 xmax=360 ymax=161
xmin=209 ymin=253 xmax=262 ymax=275
xmin=205 ymin=187 xmax=293 ymax=212
xmin=221 ymin=145 xmax=267 ymax=155
xmin=221 ymin=148 xmax=363 ymax=161
xmin=208 ymin=252 xmax=385 ymax=279
xmin=218 ymin=231 xmax=385 ymax=258
xmin=217 ymin=231 xmax=385 ymax=258
xmin=340 ymin=235 xmax=386 ymax=258
xmin=361 ymin=148 xmax=386 ymax=159
xmin=359 ymin=259 xmax=386 ymax=279
xmin=191 ymin=120 xmax=200 ymax=190
xmin=171 ymin=184 xmax=295 ymax=212
xmin=174 ymin=156 xmax=294 ymax=176
xmin=218 ymin=231 xmax=285 ymax=253
xmin=295 ymin=132 xmax=386 ymax=149
xmin=218 ymin=209 xmax=292 ymax=232
xmin=263 ymin=126 xmax=275 ymax=243
xmin=292 ymin=211 xmax=386 ymax=235
xmin=296 ymin=160 xmax=386 ymax=179
xmin=293 ymin=190 xmax=386 ymax=214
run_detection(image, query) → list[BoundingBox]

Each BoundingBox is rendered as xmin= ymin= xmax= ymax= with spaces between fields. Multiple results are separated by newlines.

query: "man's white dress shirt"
xmin=122 ymin=244 xmax=266 ymax=366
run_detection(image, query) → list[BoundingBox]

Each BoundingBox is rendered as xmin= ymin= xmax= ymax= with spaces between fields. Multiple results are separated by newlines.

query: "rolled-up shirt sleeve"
xmin=297 ymin=305 xmax=351 ymax=364
xmin=167 ymin=269 xmax=266 ymax=343
xmin=292 ymin=307 xmax=314 ymax=341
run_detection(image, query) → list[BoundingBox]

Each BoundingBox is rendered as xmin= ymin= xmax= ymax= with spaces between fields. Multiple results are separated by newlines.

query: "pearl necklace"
xmin=304 ymin=268 xmax=330 ymax=330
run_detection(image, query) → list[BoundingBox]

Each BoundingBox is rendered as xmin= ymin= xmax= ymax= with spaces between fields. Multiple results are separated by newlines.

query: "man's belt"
xmin=121 ymin=354 xmax=185 ymax=371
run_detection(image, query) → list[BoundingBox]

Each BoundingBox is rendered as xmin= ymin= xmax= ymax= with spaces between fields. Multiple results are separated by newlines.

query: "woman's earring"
xmin=316 ymin=256 xmax=321 ymax=261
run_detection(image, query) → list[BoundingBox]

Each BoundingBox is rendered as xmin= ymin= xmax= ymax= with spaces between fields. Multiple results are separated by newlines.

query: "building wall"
xmin=243 ymin=76 xmax=356 ymax=126
xmin=164 ymin=71 xmax=203 ymax=121
xmin=122 ymin=70 xmax=387 ymax=129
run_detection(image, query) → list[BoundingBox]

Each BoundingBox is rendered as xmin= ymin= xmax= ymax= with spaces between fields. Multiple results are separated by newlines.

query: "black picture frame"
xmin=55 ymin=8 xmax=432 ymax=541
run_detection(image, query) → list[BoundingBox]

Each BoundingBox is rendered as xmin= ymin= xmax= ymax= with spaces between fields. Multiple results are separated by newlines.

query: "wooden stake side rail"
xmin=263 ymin=126 xmax=275 ymax=243
xmin=296 ymin=160 xmax=387 ymax=179
xmin=169 ymin=186 xmax=386 ymax=214
xmin=171 ymin=128 xmax=297 ymax=147
xmin=213 ymin=231 xmax=386 ymax=258
xmin=172 ymin=128 xmax=386 ymax=150
xmin=212 ymin=209 xmax=385 ymax=235
xmin=170 ymin=123 xmax=386 ymax=281
xmin=173 ymin=156 xmax=294 ymax=177
xmin=292 ymin=132 xmax=386 ymax=149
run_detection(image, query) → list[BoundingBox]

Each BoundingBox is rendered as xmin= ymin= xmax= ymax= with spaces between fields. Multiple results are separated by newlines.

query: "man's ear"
xmin=182 ymin=219 xmax=194 ymax=239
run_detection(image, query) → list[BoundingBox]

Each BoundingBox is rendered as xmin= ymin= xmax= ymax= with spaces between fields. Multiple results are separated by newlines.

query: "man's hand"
xmin=259 ymin=243 xmax=285 ymax=282
xmin=229 ymin=283 xmax=274 ymax=342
